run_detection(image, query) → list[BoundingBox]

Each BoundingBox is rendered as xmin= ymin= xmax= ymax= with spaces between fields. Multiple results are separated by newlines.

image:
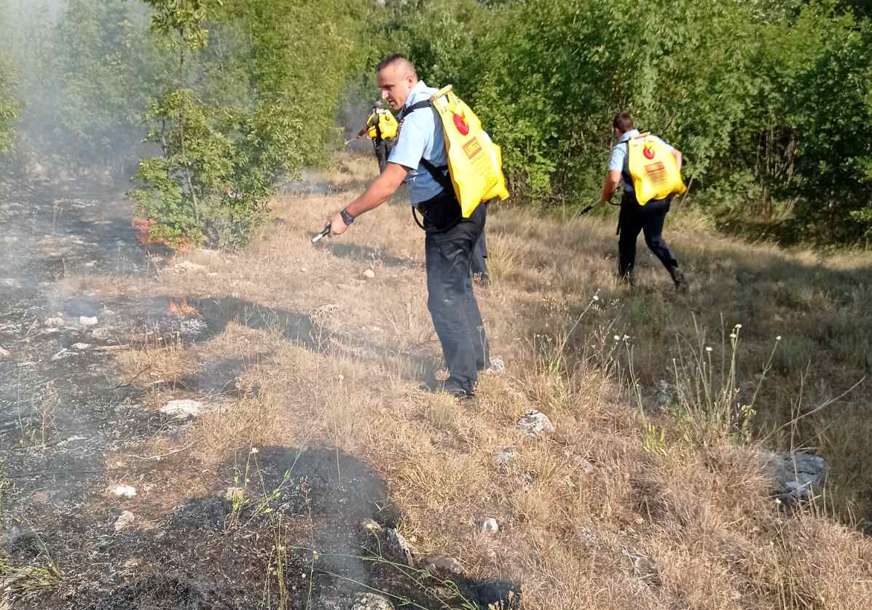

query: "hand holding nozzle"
xmin=311 ymin=225 xmax=331 ymax=244
xmin=313 ymin=211 xmax=350 ymax=244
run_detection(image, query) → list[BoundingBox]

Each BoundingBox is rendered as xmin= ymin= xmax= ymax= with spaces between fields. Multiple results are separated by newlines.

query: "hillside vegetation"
xmin=88 ymin=155 xmax=872 ymax=608
xmin=1 ymin=0 xmax=870 ymax=246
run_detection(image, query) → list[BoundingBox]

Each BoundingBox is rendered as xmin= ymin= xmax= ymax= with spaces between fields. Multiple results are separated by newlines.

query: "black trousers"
xmin=618 ymin=192 xmax=679 ymax=277
xmin=422 ymin=199 xmax=489 ymax=392
xmin=374 ymin=139 xmax=393 ymax=174
xmin=471 ymin=230 xmax=488 ymax=277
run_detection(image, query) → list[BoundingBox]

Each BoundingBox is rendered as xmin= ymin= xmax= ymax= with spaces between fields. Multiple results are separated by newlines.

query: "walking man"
xmin=599 ymin=112 xmax=687 ymax=290
xmin=325 ymin=54 xmax=489 ymax=397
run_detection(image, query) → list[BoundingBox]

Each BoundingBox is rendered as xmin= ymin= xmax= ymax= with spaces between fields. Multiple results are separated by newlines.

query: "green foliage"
xmin=144 ymin=0 xmax=211 ymax=49
xmin=3 ymin=0 xmax=867 ymax=246
xmin=54 ymin=0 xmax=170 ymax=167
xmin=133 ymin=0 xmax=373 ymax=247
xmin=384 ymin=0 xmax=872 ymax=244
xmin=0 ymin=0 xmax=171 ymax=169
xmin=0 ymin=58 xmax=18 ymax=153
xmin=776 ymin=13 xmax=872 ymax=241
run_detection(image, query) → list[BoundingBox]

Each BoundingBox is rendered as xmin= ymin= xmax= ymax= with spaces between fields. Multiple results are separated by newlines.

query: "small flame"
xmin=168 ymin=298 xmax=199 ymax=318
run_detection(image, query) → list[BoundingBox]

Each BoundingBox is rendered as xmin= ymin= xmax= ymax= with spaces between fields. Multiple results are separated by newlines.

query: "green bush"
xmin=53 ymin=0 xmax=170 ymax=168
xmin=132 ymin=0 xmax=374 ymax=248
xmin=384 ymin=0 xmax=872 ymax=244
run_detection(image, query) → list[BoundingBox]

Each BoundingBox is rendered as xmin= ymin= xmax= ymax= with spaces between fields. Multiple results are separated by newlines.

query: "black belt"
xmin=413 ymin=189 xmax=462 ymax=233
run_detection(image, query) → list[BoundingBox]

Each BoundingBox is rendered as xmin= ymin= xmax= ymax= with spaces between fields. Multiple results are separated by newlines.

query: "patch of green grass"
xmin=0 ymin=555 xmax=62 ymax=598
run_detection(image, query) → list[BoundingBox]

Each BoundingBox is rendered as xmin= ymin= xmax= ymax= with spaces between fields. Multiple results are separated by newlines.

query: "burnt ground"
xmin=0 ymin=170 xmax=516 ymax=609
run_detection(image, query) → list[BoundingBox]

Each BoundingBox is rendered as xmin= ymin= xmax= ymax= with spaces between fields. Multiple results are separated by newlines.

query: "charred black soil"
xmin=1 ymin=171 xmax=516 ymax=609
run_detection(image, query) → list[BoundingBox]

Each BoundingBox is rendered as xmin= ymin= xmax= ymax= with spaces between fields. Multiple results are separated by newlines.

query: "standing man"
xmin=325 ymin=54 xmax=489 ymax=398
xmin=599 ymin=112 xmax=687 ymax=290
xmin=356 ymin=101 xmax=397 ymax=174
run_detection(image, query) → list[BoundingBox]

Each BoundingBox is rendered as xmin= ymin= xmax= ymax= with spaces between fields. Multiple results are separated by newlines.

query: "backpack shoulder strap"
xmin=622 ymin=139 xmax=632 ymax=186
xmin=397 ymin=99 xmax=433 ymax=122
xmin=419 ymin=157 xmax=452 ymax=192
xmin=398 ymin=99 xmax=453 ymax=193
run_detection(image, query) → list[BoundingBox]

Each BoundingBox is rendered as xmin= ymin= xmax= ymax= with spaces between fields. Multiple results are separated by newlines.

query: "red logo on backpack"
xmin=453 ymin=113 xmax=470 ymax=136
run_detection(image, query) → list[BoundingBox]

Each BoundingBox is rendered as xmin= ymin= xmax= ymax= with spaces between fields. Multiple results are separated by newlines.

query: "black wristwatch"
xmin=340 ymin=208 xmax=355 ymax=225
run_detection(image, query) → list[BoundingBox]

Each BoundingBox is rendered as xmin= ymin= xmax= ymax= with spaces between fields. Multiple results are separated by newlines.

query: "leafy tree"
xmin=53 ymin=0 xmax=169 ymax=168
xmin=385 ymin=0 xmax=872 ymax=244
xmin=132 ymin=0 xmax=374 ymax=247
xmin=0 ymin=0 xmax=169 ymax=170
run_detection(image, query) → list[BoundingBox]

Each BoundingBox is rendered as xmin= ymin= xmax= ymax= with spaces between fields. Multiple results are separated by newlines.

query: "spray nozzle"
xmin=311 ymin=225 xmax=330 ymax=244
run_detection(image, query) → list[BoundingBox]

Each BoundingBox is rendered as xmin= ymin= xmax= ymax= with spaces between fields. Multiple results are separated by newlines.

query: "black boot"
xmin=669 ymin=267 xmax=688 ymax=292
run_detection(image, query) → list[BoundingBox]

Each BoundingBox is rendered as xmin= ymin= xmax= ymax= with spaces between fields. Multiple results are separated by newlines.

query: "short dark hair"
xmin=613 ymin=112 xmax=634 ymax=133
xmin=376 ymin=53 xmax=417 ymax=77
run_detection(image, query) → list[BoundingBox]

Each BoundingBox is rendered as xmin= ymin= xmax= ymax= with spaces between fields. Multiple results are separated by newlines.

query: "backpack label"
xmin=463 ymin=138 xmax=483 ymax=160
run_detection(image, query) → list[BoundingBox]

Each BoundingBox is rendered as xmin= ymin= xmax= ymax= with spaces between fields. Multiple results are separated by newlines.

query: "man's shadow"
xmin=186 ymin=296 xmax=439 ymax=386
xmin=81 ymin=445 xmax=520 ymax=610
xmin=320 ymin=242 xmax=420 ymax=270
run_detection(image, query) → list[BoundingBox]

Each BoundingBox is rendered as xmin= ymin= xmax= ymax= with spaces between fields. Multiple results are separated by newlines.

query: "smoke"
xmin=338 ymin=73 xmax=384 ymax=154
xmin=0 ymin=0 xmax=158 ymax=181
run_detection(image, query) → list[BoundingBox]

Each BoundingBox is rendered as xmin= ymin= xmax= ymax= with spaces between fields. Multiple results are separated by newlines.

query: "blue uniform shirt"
xmin=388 ymin=80 xmax=448 ymax=205
xmin=608 ymin=128 xmax=672 ymax=193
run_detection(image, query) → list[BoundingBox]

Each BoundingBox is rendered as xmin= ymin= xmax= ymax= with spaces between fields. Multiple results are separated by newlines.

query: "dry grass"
xmin=106 ymin=153 xmax=872 ymax=609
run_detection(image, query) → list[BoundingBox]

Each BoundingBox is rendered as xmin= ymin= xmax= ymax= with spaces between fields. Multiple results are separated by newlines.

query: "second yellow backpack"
xmin=626 ymin=133 xmax=686 ymax=205
xmin=367 ymin=108 xmax=399 ymax=141
xmin=429 ymin=86 xmax=509 ymax=217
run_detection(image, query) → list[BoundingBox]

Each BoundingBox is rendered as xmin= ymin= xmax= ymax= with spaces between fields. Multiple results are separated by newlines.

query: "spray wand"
xmin=573 ymin=201 xmax=601 ymax=219
xmin=311 ymin=225 xmax=331 ymax=244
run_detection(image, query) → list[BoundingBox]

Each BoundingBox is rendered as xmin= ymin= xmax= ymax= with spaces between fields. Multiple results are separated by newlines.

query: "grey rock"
xmin=517 ymin=410 xmax=555 ymax=436
xmin=575 ymin=456 xmax=595 ymax=475
xmin=494 ymin=447 xmax=517 ymax=468
xmin=654 ymin=379 xmax=673 ymax=409
xmin=481 ymin=518 xmax=499 ymax=534
xmin=350 ymin=592 xmax=394 ymax=610
xmin=766 ymin=451 xmax=828 ymax=505
xmin=110 ymin=484 xmax=137 ymax=498
xmin=114 ymin=511 xmax=136 ymax=532
xmin=360 ymin=518 xmax=382 ymax=534
xmin=483 ymin=356 xmax=506 ymax=375
xmin=179 ymin=318 xmax=208 ymax=336
xmin=630 ymin=553 xmax=659 ymax=585
xmin=160 ymin=399 xmax=203 ymax=419
xmin=424 ymin=555 xmax=464 ymax=575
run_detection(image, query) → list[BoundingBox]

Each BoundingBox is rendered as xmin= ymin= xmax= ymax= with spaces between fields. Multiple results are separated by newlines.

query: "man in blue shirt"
xmin=325 ymin=54 xmax=489 ymax=398
xmin=599 ymin=112 xmax=687 ymax=290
